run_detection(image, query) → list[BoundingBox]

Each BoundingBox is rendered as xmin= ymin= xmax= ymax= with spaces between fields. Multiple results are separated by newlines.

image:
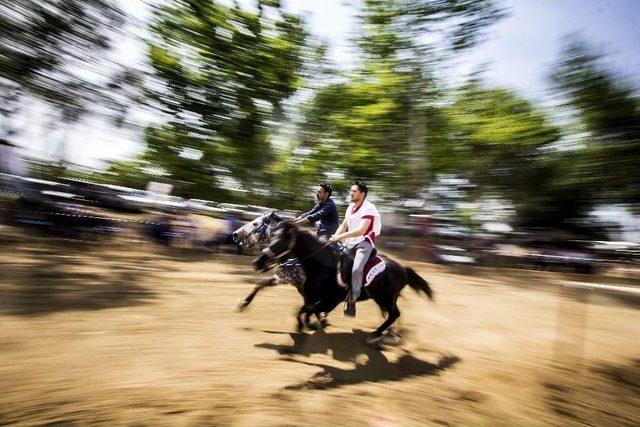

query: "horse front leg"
xmin=304 ymin=311 xmax=313 ymax=327
xmin=235 ymin=275 xmax=281 ymax=312
xmin=316 ymin=312 xmax=328 ymax=328
xmin=306 ymin=311 xmax=327 ymax=330
xmin=303 ymin=299 xmax=329 ymax=330
xmin=303 ymin=309 xmax=327 ymax=330
xmin=296 ymin=305 xmax=307 ymax=332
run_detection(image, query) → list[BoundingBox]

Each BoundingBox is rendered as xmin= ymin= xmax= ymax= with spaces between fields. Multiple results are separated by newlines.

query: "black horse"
xmin=253 ymin=221 xmax=434 ymax=344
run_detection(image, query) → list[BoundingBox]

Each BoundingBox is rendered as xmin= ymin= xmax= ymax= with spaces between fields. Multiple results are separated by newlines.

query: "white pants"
xmin=350 ymin=240 xmax=373 ymax=303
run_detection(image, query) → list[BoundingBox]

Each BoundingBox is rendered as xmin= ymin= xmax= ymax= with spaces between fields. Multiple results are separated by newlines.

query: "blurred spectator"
xmin=418 ymin=216 xmax=436 ymax=261
xmin=149 ymin=213 xmax=174 ymax=246
xmin=0 ymin=139 xmax=39 ymax=202
xmin=172 ymin=213 xmax=201 ymax=248
xmin=0 ymin=139 xmax=27 ymax=176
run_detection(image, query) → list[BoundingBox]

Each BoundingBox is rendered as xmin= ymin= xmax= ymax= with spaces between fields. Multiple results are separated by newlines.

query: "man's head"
xmin=349 ymin=181 xmax=368 ymax=204
xmin=315 ymin=183 xmax=332 ymax=202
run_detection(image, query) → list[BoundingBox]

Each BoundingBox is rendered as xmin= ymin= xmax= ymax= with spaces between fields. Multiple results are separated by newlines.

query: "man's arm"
xmin=333 ymin=217 xmax=348 ymax=236
xmin=294 ymin=203 xmax=321 ymax=224
xmin=303 ymin=202 xmax=334 ymax=224
xmin=329 ymin=218 xmax=371 ymax=243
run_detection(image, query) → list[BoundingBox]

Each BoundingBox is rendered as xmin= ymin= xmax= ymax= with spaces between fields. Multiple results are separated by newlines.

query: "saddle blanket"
xmin=338 ymin=255 xmax=386 ymax=288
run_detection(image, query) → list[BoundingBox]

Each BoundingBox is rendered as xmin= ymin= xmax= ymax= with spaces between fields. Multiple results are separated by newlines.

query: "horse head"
xmin=232 ymin=210 xmax=284 ymax=247
xmin=252 ymin=220 xmax=298 ymax=272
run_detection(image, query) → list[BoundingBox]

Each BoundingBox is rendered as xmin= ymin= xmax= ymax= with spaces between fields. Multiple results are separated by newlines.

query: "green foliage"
xmin=98 ymin=160 xmax=155 ymax=190
xmin=299 ymin=0 xmax=506 ymax=199
xmin=0 ymin=1 xmax=136 ymax=129
xmin=435 ymin=83 xmax=561 ymax=177
xmin=9 ymin=0 xmax=640 ymax=238
xmin=551 ymin=38 xmax=640 ymax=205
xmin=143 ymin=0 xmax=308 ymax=201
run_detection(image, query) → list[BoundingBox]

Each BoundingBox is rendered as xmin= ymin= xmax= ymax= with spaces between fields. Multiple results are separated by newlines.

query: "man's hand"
xmin=293 ymin=217 xmax=305 ymax=225
xmin=328 ymin=234 xmax=341 ymax=243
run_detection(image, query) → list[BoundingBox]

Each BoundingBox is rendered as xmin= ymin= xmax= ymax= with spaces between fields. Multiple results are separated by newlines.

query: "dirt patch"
xmin=1 ymin=240 xmax=639 ymax=426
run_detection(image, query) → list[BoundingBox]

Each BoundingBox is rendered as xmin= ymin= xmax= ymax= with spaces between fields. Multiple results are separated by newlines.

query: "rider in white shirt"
xmin=329 ymin=181 xmax=381 ymax=317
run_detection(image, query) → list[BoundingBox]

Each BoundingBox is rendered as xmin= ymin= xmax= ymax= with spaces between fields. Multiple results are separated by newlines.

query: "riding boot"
xmin=344 ymin=301 xmax=356 ymax=317
xmin=344 ymin=290 xmax=356 ymax=317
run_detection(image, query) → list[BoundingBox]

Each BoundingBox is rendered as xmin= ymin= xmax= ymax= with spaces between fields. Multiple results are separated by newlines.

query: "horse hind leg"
xmin=235 ymin=275 xmax=280 ymax=312
xmin=367 ymin=305 xmax=400 ymax=346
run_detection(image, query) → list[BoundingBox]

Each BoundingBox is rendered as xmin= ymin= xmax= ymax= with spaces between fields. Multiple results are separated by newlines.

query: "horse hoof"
xmin=307 ymin=320 xmax=327 ymax=330
xmin=235 ymin=299 xmax=249 ymax=313
xmin=382 ymin=334 xmax=403 ymax=346
xmin=366 ymin=335 xmax=384 ymax=347
xmin=306 ymin=322 xmax=318 ymax=330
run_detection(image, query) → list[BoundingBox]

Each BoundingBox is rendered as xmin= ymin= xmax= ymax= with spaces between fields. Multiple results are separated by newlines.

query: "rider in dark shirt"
xmin=294 ymin=183 xmax=339 ymax=241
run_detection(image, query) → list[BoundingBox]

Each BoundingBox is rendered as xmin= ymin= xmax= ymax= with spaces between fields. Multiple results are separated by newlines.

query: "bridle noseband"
xmin=261 ymin=226 xmax=297 ymax=264
xmin=239 ymin=215 xmax=282 ymax=248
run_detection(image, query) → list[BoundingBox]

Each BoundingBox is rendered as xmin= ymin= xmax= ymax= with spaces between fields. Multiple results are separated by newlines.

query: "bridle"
xmin=260 ymin=227 xmax=298 ymax=265
xmin=238 ymin=215 xmax=283 ymax=248
xmin=260 ymin=228 xmax=336 ymax=270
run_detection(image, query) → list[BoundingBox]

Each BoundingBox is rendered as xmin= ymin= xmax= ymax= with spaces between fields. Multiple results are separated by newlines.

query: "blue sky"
xmin=14 ymin=0 xmax=640 ymax=167
xmin=463 ymin=0 xmax=640 ymax=100
xmin=290 ymin=0 xmax=640 ymax=100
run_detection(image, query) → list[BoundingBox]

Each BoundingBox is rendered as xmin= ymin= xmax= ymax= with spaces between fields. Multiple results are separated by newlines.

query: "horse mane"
xmin=285 ymin=222 xmax=337 ymax=267
xmin=287 ymin=222 xmax=321 ymax=246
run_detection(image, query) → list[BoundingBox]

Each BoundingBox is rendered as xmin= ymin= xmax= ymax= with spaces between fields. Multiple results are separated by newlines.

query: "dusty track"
xmin=1 ymin=240 xmax=639 ymax=426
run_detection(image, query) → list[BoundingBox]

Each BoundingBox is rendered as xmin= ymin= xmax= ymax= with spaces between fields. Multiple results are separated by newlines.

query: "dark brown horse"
xmin=253 ymin=221 xmax=434 ymax=344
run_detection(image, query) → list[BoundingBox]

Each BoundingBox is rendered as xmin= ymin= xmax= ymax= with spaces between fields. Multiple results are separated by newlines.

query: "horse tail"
xmin=405 ymin=267 xmax=434 ymax=300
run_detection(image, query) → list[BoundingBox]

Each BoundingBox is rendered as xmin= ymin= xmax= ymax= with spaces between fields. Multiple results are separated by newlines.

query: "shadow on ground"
xmin=257 ymin=328 xmax=460 ymax=390
xmin=0 ymin=245 xmax=157 ymax=316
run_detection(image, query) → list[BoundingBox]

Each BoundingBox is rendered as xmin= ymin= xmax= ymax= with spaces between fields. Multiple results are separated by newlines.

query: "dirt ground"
xmin=1 ymin=238 xmax=639 ymax=426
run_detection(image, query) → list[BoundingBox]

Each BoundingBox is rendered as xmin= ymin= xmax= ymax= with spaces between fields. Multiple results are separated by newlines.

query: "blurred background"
xmin=1 ymin=0 xmax=639 ymax=273
xmin=1 ymin=1 xmax=640 ymax=425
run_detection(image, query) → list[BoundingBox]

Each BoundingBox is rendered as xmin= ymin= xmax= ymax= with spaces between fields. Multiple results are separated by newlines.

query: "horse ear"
xmin=271 ymin=218 xmax=288 ymax=231
xmin=269 ymin=210 xmax=281 ymax=221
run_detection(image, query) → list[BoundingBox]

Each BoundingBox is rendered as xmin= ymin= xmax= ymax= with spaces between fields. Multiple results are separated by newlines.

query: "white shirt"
xmin=345 ymin=199 xmax=381 ymax=248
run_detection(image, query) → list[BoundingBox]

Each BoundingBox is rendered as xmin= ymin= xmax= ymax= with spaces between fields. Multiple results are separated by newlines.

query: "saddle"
xmin=337 ymin=246 xmax=386 ymax=289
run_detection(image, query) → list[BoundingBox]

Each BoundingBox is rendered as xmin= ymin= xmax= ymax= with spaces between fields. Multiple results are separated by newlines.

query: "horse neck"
xmin=292 ymin=230 xmax=335 ymax=268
